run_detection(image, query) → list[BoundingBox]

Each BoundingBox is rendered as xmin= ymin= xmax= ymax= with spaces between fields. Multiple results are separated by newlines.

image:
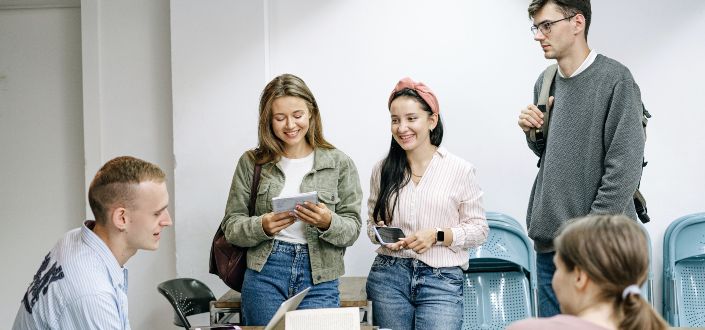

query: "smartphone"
xmin=373 ymin=226 xmax=405 ymax=245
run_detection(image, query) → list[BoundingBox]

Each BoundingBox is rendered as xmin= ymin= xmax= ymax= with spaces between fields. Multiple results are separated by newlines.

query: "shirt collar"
xmin=312 ymin=148 xmax=336 ymax=171
xmin=558 ymin=49 xmax=597 ymax=78
xmin=82 ymin=220 xmax=128 ymax=291
xmin=436 ymin=146 xmax=448 ymax=157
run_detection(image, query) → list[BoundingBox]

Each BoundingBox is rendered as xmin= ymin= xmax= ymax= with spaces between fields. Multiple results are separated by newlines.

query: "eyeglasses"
xmin=531 ymin=14 xmax=576 ymax=36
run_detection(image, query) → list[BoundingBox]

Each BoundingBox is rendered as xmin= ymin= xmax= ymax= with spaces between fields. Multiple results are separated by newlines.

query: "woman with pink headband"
xmin=365 ymin=77 xmax=489 ymax=329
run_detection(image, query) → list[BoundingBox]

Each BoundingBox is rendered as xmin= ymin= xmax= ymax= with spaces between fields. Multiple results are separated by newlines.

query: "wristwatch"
xmin=435 ymin=227 xmax=444 ymax=245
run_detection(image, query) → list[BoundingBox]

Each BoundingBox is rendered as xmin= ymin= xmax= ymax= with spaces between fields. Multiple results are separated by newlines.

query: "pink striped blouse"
xmin=367 ymin=147 xmax=489 ymax=269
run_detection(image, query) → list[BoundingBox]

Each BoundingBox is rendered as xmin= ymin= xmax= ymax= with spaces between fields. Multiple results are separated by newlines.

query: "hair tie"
xmin=621 ymin=284 xmax=641 ymax=299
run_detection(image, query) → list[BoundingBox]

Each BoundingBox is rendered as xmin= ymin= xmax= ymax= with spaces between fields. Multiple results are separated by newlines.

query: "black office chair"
xmin=157 ymin=278 xmax=216 ymax=329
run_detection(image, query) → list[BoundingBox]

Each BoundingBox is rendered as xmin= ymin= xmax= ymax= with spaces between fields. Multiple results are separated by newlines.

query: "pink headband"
xmin=388 ymin=77 xmax=439 ymax=114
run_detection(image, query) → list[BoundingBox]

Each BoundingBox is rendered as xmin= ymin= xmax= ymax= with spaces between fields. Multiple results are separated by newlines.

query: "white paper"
xmin=271 ymin=191 xmax=318 ymax=213
xmin=284 ymin=307 xmax=360 ymax=330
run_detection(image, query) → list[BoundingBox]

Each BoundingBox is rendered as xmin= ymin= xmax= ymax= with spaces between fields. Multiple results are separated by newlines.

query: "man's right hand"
xmin=518 ymin=96 xmax=554 ymax=132
xmin=262 ymin=211 xmax=295 ymax=236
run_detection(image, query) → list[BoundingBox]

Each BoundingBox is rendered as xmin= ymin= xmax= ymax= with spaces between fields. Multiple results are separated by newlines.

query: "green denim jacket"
xmin=221 ymin=147 xmax=362 ymax=284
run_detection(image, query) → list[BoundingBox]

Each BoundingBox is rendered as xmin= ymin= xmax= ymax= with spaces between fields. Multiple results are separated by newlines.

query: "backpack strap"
xmin=529 ymin=64 xmax=558 ymax=166
xmin=634 ymin=104 xmax=651 ymax=223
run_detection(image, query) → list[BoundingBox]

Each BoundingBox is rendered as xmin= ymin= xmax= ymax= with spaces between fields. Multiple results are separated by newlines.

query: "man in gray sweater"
xmin=518 ymin=0 xmax=645 ymax=317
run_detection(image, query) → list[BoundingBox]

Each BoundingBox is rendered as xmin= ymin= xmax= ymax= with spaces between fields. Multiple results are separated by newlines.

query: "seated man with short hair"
xmin=13 ymin=156 xmax=173 ymax=330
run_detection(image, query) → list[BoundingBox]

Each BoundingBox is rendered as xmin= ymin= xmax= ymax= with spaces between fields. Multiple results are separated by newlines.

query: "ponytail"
xmin=617 ymin=293 xmax=667 ymax=330
xmin=555 ymin=215 xmax=669 ymax=330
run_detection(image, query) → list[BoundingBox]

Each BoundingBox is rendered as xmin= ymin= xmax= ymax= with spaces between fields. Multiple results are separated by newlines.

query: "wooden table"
xmin=210 ymin=276 xmax=372 ymax=326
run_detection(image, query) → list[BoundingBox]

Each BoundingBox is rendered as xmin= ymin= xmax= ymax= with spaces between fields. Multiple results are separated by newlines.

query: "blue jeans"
xmin=241 ymin=240 xmax=340 ymax=326
xmin=536 ymin=252 xmax=560 ymax=317
xmin=366 ymin=255 xmax=464 ymax=330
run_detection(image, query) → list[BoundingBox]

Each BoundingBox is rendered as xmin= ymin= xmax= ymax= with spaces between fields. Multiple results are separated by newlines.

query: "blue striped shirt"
xmin=13 ymin=221 xmax=130 ymax=330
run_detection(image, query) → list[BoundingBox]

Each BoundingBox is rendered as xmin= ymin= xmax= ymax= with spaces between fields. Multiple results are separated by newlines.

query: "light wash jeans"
xmin=241 ymin=240 xmax=340 ymax=326
xmin=536 ymin=251 xmax=561 ymax=317
xmin=366 ymin=254 xmax=464 ymax=330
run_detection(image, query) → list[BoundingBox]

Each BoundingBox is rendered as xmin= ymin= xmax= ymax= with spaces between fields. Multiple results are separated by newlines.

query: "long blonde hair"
xmin=554 ymin=215 xmax=668 ymax=330
xmin=254 ymin=73 xmax=333 ymax=164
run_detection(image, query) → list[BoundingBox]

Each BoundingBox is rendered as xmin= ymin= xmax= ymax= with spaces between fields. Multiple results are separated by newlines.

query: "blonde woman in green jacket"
xmin=221 ymin=73 xmax=363 ymax=326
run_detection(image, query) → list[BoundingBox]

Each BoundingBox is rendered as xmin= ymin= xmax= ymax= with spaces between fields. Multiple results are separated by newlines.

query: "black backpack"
xmin=528 ymin=64 xmax=651 ymax=223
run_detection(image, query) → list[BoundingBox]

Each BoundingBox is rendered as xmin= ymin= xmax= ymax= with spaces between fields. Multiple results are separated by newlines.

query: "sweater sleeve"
xmin=590 ymin=79 xmax=645 ymax=214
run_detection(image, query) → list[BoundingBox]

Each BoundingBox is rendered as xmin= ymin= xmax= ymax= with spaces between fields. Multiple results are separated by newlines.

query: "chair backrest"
xmin=468 ymin=219 xmax=533 ymax=275
xmin=157 ymin=278 xmax=216 ymax=329
xmin=486 ymin=211 xmax=524 ymax=231
xmin=463 ymin=271 xmax=532 ymax=330
xmin=662 ymin=213 xmax=705 ymax=326
xmin=663 ymin=213 xmax=705 ymax=327
xmin=662 ymin=213 xmax=700 ymax=325
xmin=464 ymin=212 xmax=538 ymax=328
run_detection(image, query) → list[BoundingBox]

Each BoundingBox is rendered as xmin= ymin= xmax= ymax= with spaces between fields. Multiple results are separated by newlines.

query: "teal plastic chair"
xmin=157 ymin=278 xmax=216 ymax=329
xmin=662 ymin=212 xmax=705 ymax=327
xmin=485 ymin=211 xmax=524 ymax=230
xmin=463 ymin=212 xmax=537 ymax=330
xmin=637 ymin=221 xmax=654 ymax=306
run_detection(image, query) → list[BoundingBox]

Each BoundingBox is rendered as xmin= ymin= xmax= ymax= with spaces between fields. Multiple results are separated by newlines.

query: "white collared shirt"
xmin=367 ymin=146 xmax=489 ymax=269
xmin=558 ymin=49 xmax=598 ymax=78
xmin=13 ymin=221 xmax=130 ymax=330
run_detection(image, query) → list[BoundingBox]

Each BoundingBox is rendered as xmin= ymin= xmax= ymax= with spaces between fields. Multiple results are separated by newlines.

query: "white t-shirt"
xmin=275 ymin=152 xmax=315 ymax=244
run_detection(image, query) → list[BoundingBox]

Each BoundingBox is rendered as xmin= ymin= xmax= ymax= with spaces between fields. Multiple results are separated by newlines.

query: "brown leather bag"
xmin=209 ymin=163 xmax=262 ymax=292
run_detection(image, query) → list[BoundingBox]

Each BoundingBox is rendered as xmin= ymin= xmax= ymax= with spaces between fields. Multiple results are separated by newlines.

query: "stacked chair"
xmin=462 ymin=212 xmax=537 ymax=330
xmin=662 ymin=212 xmax=705 ymax=327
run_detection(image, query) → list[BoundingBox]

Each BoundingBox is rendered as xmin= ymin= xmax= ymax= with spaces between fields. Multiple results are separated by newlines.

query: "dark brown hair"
xmin=372 ymin=89 xmax=443 ymax=224
xmin=528 ymin=0 xmax=592 ymax=38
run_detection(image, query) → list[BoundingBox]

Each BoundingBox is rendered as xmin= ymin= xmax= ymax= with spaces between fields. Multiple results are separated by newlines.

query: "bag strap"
xmin=530 ymin=64 xmax=558 ymax=167
xmin=538 ymin=64 xmax=558 ymax=108
xmin=247 ymin=164 xmax=262 ymax=217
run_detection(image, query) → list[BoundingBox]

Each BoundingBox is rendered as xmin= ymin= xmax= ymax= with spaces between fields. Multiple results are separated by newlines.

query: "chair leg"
xmin=365 ymin=301 xmax=373 ymax=325
xmin=209 ymin=302 xmax=217 ymax=325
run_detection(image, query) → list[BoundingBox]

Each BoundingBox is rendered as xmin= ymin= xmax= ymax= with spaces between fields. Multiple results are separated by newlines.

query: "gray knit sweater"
xmin=526 ymin=54 xmax=645 ymax=252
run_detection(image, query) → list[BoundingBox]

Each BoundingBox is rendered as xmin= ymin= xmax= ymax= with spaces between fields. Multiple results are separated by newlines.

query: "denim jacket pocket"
xmin=317 ymin=190 xmax=340 ymax=210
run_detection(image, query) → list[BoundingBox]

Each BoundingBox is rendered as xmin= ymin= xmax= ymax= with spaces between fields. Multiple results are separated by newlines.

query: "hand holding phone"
xmin=373 ymin=226 xmax=406 ymax=245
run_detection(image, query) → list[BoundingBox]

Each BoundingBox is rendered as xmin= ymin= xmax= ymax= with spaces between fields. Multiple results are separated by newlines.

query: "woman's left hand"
xmin=400 ymin=228 xmax=436 ymax=254
xmin=295 ymin=201 xmax=332 ymax=230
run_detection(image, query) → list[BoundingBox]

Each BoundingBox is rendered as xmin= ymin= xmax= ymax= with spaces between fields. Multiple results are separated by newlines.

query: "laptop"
xmin=191 ymin=287 xmax=310 ymax=330
xmin=264 ymin=287 xmax=311 ymax=330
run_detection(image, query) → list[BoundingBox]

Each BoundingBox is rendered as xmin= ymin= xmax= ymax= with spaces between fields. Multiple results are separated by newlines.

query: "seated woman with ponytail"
xmin=508 ymin=214 xmax=668 ymax=330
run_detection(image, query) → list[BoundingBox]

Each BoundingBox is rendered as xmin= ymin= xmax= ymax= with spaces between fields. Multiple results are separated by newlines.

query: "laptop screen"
xmin=264 ymin=287 xmax=311 ymax=330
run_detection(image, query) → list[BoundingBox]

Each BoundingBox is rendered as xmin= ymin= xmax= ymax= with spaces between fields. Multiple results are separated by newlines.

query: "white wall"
xmin=170 ymin=0 xmax=265 ymax=295
xmin=171 ymin=0 xmax=705 ymax=314
xmin=2 ymin=1 xmax=703 ymax=328
xmin=2 ymin=1 xmax=178 ymax=329
xmin=0 ymin=7 xmax=84 ymax=327
xmin=81 ymin=0 xmax=178 ymax=329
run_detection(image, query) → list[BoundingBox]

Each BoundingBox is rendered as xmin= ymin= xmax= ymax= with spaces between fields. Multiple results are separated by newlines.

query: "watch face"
xmin=437 ymin=230 xmax=444 ymax=242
